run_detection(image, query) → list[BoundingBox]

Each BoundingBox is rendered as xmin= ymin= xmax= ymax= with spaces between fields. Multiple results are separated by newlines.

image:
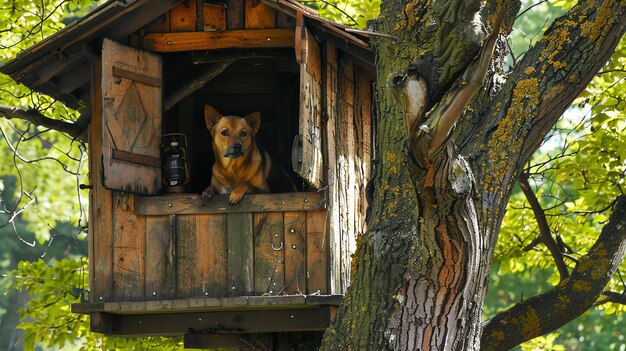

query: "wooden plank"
xmin=284 ymin=211 xmax=306 ymax=294
xmin=112 ymin=193 xmax=146 ymax=300
xmin=112 ymin=66 xmax=162 ymax=87
xmin=294 ymin=15 xmax=324 ymax=187
xmin=337 ymin=62 xmax=357 ymax=293
xmin=91 ymin=308 xmax=336 ymax=336
xmin=89 ymin=58 xmax=114 ymax=302
xmin=356 ymin=69 xmax=372 ymax=235
xmin=177 ymin=214 xmax=228 ymax=298
xmin=323 ymin=43 xmax=344 ymax=295
xmin=226 ymin=0 xmax=245 ymax=29
xmin=144 ymin=215 xmax=176 ymax=300
xmin=164 ymin=59 xmax=234 ymax=111
xmin=306 ymin=210 xmax=328 ymax=294
xmin=227 ymin=213 xmax=254 ymax=296
xmin=245 ymin=0 xmax=276 ymax=28
xmin=203 ymin=3 xmax=227 ymax=31
xmin=143 ymin=29 xmax=294 ymax=52
xmin=170 ymin=1 xmax=197 ymax=32
xmin=72 ymin=295 xmax=343 ymax=314
xmin=201 ymin=214 xmax=229 ymax=297
xmin=196 ymin=0 xmax=205 ymax=31
xmin=111 ymin=149 xmax=160 ymax=168
xmin=137 ymin=192 xmax=325 ymax=215
xmin=276 ymin=12 xmax=295 ymax=28
xmin=253 ymin=212 xmax=285 ymax=295
xmin=175 ymin=215 xmax=194 ymax=298
xmin=143 ymin=13 xmax=170 ymax=34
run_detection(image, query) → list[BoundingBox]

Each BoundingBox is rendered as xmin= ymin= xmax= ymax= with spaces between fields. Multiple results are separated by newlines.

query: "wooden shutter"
xmin=294 ymin=12 xmax=323 ymax=188
xmin=102 ymin=39 xmax=163 ymax=195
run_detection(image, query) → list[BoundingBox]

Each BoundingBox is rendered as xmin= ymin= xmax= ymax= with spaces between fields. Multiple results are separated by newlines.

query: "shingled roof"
xmin=0 ymin=0 xmax=373 ymax=110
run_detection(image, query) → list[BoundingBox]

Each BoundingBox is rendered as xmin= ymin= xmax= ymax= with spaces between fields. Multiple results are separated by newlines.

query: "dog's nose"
xmin=225 ymin=143 xmax=244 ymax=158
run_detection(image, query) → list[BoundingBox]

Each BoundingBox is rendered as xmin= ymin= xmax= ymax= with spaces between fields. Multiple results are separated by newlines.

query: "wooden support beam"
xmin=143 ymin=29 xmax=294 ymax=52
xmin=83 ymin=307 xmax=336 ymax=337
xmin=136 ymin=192 xmax=326 ymax=216
xmin=164 ymin=59 xmax=234 ymax=111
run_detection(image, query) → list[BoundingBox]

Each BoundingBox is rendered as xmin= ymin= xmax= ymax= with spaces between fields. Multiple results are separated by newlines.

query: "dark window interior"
xmin=162 ymin=49 xmax=304 ymax=194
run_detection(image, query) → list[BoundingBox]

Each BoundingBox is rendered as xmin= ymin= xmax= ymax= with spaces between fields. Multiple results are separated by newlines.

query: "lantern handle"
xmin=161 ymin=133 xmax=188 ymax=148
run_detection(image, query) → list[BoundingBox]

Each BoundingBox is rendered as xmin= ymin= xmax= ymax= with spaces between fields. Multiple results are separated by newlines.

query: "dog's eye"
xmin=240 ymin=130 xmax=248 ymax=137
xmin=220 ymin=130 xmax=229 ymax=136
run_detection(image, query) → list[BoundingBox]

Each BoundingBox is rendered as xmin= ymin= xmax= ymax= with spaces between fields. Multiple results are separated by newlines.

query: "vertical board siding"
xmin=177 ymin=214 xmax=228 ymax=298
xmin=226 ymin=0 xmax=245 ymax=29
xmin=244 ymin=0 xmax=276 ymax=28
xmin=295 ymin=17 xmax=324 ymax=188
xmin=112 ymin=193 xmax=146 ymax=300
xmin=253 ymin=212 xmax=285 ymax=295
xmin=306 ymin=210 xmax=328 ymax=294
xmin=323 ymin=59 xmax=373 ymax=294
xmin=284 ymin=211 xmax=307 ymax=294
xmin=324 ymin=43 xmax=342 ymax=295
xmin=202 ymin=214 xmax=229 ymax=296
xmin=169 ymin=1 xmax=197 ymax=32
xmin=356 ymin=70 xmax=372 ymax=234
xmin=144 ymin=215 xmax=176 ymax=300
xmin=227 ymin=213 xmax=254 ymax=295
xmin=89 ymin=59 xmax=114 ymax=302
xmin=105 ymin=205 xmax=327 ymax=301
xmin=337 ymin=62 xmax=357 ymax=293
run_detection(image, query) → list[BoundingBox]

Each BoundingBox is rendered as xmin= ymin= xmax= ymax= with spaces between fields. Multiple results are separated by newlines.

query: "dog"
xmin=201 ymin=105 xmax=296 ymax=205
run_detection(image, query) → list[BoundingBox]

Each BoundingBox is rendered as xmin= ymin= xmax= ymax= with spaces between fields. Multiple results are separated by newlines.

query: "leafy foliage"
xmin=488 ymin=2 xmax=626 ymax=350
xmin=0 ymin=0 xmax=90 ymax=242
xmin=7 ymin=258 xmax=183 ymax=350
xmin=300 ymin=0 xmax=380 ymax=28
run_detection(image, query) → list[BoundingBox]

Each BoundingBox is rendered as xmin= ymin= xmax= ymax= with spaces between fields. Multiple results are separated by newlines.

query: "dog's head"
xmin=204 ymin=105 xmax=261 ymax=159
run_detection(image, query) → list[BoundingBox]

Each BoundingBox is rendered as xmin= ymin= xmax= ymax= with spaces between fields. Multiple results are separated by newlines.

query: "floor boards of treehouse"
xmin=72 ymin=294 xmax=341 ymax=337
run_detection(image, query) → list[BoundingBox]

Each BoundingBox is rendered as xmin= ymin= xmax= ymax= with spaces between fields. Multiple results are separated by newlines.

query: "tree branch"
xmin=595 ymin=291 xmax=626 ymax=306
xmin=481 ymin=195 xmax=626 ymax=351
xmin=468 ymin=0 xmax=626 ymax=194
xmin=423 ymin=7 xmax=505 ymax=159
xmin=517 ymin=171 xmax=570 ymax=281
xmin=0 ymin=104 xmax=89 ymax=139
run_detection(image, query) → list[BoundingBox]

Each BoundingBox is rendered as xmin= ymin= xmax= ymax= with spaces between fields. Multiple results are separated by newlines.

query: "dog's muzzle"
xmin=224 ymin=143 xmax=244 ymax=158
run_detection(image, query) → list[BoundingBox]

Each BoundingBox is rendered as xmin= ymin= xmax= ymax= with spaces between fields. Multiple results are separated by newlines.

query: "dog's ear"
xmin=204 ymin=105 xmax=222 ymax=134
xmin=244 ymin=112 xmax=261 ymax=135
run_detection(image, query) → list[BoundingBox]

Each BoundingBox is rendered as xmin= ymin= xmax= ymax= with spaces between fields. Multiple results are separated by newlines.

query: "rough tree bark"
xmin=320 ymin=0 xmax=626 ymax=350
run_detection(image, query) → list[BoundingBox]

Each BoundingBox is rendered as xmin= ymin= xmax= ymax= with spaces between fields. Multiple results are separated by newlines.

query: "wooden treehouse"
xmin=0 ymin=0 xmax=375 ymax=348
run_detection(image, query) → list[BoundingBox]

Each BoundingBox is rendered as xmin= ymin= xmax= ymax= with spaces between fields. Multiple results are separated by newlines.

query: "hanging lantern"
xmin=161 ymin=133 xmax=190 ymax=193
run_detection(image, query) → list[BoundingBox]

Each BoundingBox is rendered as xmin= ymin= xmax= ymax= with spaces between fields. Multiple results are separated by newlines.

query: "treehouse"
xmin=0 ymin=0 xmax=375 ymax=347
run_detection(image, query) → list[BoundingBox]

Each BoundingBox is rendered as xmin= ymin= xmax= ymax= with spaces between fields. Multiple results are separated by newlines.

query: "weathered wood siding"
xmin=324 ymin=43 xmax=373 ymax=294
xmin=90 ymin=193 xmax=329 ymax=302
xmin=167 ymin=0 xmax=289 ymax=32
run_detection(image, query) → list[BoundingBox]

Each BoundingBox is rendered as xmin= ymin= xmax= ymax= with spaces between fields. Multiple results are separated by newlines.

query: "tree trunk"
xmin=321 ymin=0 xmax=626 ymax=350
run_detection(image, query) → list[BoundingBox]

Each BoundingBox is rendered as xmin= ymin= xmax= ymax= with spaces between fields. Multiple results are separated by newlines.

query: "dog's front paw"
xmin=201 ymin=186 xmax=215 ymax=203
xmin=228 ymin=189 xmax=245 ymax=206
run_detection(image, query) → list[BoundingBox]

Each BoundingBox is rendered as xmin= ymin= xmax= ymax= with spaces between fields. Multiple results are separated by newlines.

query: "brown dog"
xmin=202 ymin=105 xmax=296 ymax=205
